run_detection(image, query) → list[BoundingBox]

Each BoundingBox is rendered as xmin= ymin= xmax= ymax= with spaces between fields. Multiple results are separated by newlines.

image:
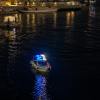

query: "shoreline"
xmin=0 ymin=2 xmax=82 ymax=14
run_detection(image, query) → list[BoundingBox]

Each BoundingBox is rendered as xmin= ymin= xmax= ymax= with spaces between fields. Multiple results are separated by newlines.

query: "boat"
xmin=58 ymin=1 xmax=82 ymax=11
xmin=18 ymin=7 xmax=57 ymax=13
xmin=30 ymin=54 xmax=51 ymax=75
xmin=18 ymin=9 xmax=57 ymax=13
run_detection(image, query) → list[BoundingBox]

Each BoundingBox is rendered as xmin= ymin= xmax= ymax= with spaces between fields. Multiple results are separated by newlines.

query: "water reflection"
xmin=33 ymin=75 xmax=49 ymax=100
xmin=4 ymin=28 xmax=18 ymax=93
xmin=6 ymin=28 xmax=17 ymax=64
xmin=32 ymin=14 xmax=36 ymax=25
xmin=66 ymin=11 xmax=75 ymax=27
xmin=0 ymin=11 xmax=76 ymax=32
xmin=89 ymin=5 xmax=95 ymax=18
xmin=53 ymin=12 xmax=57 ymax=27
xmin=4 ymin=15 xmax=16 ymax=22
xmin=20 ymin=13 xmax=36 ymax=32
xmin=87 ymin=5 xmax=96 ymax=29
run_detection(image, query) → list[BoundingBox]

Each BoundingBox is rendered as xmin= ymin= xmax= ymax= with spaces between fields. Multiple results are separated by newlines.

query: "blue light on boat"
xmin=34 ymin=54 xmax=47 ymax=61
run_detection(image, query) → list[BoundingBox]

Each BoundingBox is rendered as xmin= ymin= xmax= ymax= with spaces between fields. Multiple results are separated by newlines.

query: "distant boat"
xmin=18 ymin=7 xmax=57 ymax=13
xmin=30 ymin=54 xmax=51 ymax=75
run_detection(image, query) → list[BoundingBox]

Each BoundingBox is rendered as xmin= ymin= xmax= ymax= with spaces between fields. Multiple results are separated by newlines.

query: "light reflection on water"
xmin=4 ymin=16 xmax=15 ymax=22
xmin=66 ymin=11 xmax=75 ymax=27
xmin=89 ymin=5 xmax=95 ymax=18
xmin=33 ymin=75 xmax=49 ymax=100
xmin=7 ymin=28 xmax=17 ymax=63
xmin=0 ymin=11 xmax=76 ymax=29
xmin=6 ymin=29 xmax=17 ymax=86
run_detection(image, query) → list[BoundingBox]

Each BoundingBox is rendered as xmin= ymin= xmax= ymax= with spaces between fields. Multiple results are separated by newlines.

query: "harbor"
xmin=0 ymin=1 xmax=82 ymax=14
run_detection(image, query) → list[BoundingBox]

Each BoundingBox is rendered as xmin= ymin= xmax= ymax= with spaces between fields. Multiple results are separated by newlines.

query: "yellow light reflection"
xmin=5 ymin=28 xmax=16 ymax=41
xmin=66 ymin=11 xmax=75 ymax=26
xmin=71 ymin=11 xmax=75 ymax=18
xmin=66 ymin=12 xmax=70 ymax=26
xmin=32 ymin=14 xmax=35 ymax=25
xmin=4 ymin=16 xmax=15 ymax=22
xmin=27 ymin=14 xmax=30 ymax=25
xmin=53 ymin=12 xmax=57 ymax=27
xmin=15 ymin=14 xmax=18 ymax=22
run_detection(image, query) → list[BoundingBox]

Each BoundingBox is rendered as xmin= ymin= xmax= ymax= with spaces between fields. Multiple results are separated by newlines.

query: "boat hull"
xmin=18 ymin=9 xmax=57 ymax=13
xmin=31 ymin=61 xmax=50 ymax=75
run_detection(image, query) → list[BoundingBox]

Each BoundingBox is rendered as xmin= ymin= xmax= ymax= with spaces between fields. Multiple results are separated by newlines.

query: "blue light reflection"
xmin=33 ymin=75 xmax=49 ymax=100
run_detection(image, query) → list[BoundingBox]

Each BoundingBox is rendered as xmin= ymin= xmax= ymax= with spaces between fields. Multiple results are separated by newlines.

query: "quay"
xmin=0 ymin=1 xmax=82 ymax=14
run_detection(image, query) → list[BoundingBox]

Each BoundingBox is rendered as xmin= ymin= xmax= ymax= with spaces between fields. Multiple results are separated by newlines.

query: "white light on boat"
xmin=41 ymin=54 xmax=47 ymax=61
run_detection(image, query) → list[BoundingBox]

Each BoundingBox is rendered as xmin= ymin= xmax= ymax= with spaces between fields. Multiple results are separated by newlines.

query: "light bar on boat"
xmin=34 ymin=54 xmax=47 ymax=61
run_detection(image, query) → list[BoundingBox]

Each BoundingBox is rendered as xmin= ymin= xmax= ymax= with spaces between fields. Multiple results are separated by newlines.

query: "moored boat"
xmin=18 ymin=7 xmax=57 ymax=13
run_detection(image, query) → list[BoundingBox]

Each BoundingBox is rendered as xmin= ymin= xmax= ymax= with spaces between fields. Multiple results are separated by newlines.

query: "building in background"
xmin=0 ymin=0 xmax=81 ymax=6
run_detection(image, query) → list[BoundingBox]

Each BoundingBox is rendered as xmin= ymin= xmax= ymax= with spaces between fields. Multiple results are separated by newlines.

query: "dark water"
xmin=0 ymin=5 xmax=100 ymax=100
